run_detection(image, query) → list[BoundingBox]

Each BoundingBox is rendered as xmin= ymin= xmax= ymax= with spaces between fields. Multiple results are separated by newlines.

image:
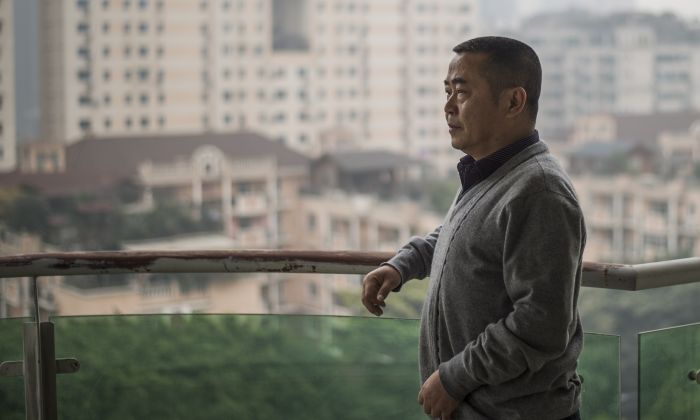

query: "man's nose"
xmin=444 ymin=97 xmax=456 ymax=115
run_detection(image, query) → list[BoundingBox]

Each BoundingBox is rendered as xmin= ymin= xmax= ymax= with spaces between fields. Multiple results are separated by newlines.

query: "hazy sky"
xmin=636 ymin=0 xmax=700 ymax=19
xmin=511 ymin=0 xmax=700 ymax=26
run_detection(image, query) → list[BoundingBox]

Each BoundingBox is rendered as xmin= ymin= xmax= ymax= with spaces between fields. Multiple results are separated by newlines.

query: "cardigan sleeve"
xmin=382 ymin=225 xmax=442 ymax=291
xmin=439 ymin=190 xmax=586 ymax=400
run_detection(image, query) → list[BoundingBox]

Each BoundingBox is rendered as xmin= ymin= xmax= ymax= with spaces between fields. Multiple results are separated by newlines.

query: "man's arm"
xmin=361 ymin=225 xmax=442 ymax=316
xmin=438 ymin=191 xmax=585 ymax=400
xmin=383 ymin=224 xmax=442 ymax=290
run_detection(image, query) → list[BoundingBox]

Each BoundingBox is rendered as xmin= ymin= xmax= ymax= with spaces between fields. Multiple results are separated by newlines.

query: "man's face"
xmin=444 ymin=53 xmax=503 ymax=156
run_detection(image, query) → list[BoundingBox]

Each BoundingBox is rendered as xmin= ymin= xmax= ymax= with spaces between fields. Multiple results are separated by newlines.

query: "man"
xmin=361 ymin=37 xmax=585 ymax=420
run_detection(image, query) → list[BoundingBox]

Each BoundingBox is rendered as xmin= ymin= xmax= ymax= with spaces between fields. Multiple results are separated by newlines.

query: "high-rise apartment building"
xmin=0 ymin=0 xmax=16 ymax=172
xmin=511 ymin=12 xmax=700 ymax=138
xmin=39 ymin=0 xmax=476 ymax=169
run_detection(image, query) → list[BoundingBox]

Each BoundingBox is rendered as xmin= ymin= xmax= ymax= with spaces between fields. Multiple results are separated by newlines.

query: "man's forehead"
xmin=445 ymin=52 xmax=486 ymax=83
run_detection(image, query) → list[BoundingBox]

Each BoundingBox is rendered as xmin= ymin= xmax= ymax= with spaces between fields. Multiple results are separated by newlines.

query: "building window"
xmin=158 ymin=116 xmax=165 ymax=127
xmin=140 ymin=117 xmax=149 ymax=128
xmin=224 ymin=114 xmax=232 ymax=124
xmin=223 ymin=91 xmax=232 ymax=102
xmin=77 ymin=47 xmax=89 ymax=58
xmin=103 ymin=70 xmax=111 ymax=81
xmin=102 ymin=0 xmax=110 ymax=9
xmin=139 ymin=46 xmax=148 ymax=57
xmin=139 ymin=93 xmax=149 ymax=104
xmin=125 ymin=94 xmax=133 ymax=104
xmin=123 ymin=0 xmax=131 ymax=9
xmin=123 ymin=23 xmax=131 ymax=33
xmin=77 ymin=70 xmax=90 ymax=81
xmin=138 ymin=0 xmax=148 ymax=9
xmin=158 ymin=93 xmax=165 ymax=103
xmin=138 ymin=69 xmax=149 ymax=81
xmin=104 ymin=118 xmax=112 ymax=129
xmin=79 ymin=119 xmax=92 ymax=132
xmin=102 ymin=46 xmax=110 ymax=57
xmin=138 ymin=22 xmax=148 ymax=33
xmin=77 ymin=23 xmax=89 ymax=33
xmin=125 ymin=69 xmax=132 ymax=80
xmin=124 ymin=46 xmax=132 ymax=57
xmin=102 ymin=22 xmax=110 ymax=33
xmin=104 ymin=94 xmax=112 ymax=105
xmin=156 ymin=46 xmax=164 ymax=57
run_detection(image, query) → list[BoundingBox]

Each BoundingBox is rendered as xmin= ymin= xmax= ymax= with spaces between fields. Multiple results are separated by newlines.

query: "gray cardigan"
xmin=387 ymin=141 xmax=586 ymax=420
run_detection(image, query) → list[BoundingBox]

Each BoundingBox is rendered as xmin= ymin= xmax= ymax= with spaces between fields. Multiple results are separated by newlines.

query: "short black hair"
xmin=453 ymin=36 xmax=541 ymax=121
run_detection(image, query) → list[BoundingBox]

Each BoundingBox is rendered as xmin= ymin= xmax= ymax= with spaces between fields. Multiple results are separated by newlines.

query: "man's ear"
xmin=501 ymin=87 xmax=527 ymax=118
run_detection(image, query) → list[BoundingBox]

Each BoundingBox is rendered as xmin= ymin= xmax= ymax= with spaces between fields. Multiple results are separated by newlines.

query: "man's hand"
xmin=361 ymin=265 xmax=401 ymax=316
xmin=418 ymin=370 xmax=460 ymax=420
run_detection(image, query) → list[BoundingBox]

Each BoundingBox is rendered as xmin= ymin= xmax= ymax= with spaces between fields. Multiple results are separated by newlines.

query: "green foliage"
xmin=0 ymin=186 xmax=220 ymax=250
xmin=578 ymin=334 xmax=620 ymax=420
xmin=580 ymin=283 xmax=700 ymax=419
xmin=0 ymin=318 xmax=26 ymax=420
xmin=335 ymin=278 xmax=427 ymax=320
xmin=638 ymin=324 xmax=700 ymax=419
xmin=0 ymin=314 xmax=625 ymax=419
xmin=0 ymin=188 xmax=50 ymax=236
xmin=3 ymin=315 xmax=424 ymax=420
xmin=424 ymin=178 xmax=460 ymax=214
xmin=120 ymin=204 xmax=219 ymax=241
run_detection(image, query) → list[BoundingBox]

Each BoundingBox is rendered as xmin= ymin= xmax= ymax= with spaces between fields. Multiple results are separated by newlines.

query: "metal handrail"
xmin=0 ymin=250 xmax=699 ymax=290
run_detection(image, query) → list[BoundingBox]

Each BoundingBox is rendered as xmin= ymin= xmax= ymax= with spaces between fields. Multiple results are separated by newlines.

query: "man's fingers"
xmin=417 ymin=388 xmax=423 ymax=404
xmin=361 ymin=274 xmax=383 ymax=316
xmin=376 ymin=282 xmax=394 ymax=303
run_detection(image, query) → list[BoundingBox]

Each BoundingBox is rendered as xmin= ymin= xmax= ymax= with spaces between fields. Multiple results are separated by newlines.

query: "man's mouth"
xmin=448 ymin=123 xmax=462 ymax=131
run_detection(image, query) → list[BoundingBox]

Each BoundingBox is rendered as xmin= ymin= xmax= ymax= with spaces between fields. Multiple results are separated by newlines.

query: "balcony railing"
xmin=1 ymin=251 xmax=699 ymax=420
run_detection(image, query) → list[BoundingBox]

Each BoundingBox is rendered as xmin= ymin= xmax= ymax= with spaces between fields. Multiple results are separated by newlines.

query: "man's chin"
xmin=450 ymin=137 xmax=464 ymax=151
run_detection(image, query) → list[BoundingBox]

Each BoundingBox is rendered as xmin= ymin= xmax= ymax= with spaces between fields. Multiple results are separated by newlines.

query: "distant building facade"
xmin=38 ymin=0 xmax=476 ymax=171
xmin=0 ymin=131 xmax=442 ymax=316
xmin=512 ymin=12 xmax=700 ymax=138
xmin=0 ymin=0 xmax=16 ymax=172
xmin=574 ymin=175 xmax=700 ymax=263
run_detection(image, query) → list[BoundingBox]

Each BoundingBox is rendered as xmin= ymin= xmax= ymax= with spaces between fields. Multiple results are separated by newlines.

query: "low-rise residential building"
xmin=573 ymin=175 xmax=700 ymax=263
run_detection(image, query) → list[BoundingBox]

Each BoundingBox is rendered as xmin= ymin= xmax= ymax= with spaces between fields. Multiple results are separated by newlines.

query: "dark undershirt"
xmin=456 ymin=130 xmax=540 ymax=202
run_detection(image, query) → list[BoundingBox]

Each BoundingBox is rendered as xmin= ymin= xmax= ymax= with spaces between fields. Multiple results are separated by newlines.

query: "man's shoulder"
xmin=503 ymin=151 xmax=580 ymax=205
